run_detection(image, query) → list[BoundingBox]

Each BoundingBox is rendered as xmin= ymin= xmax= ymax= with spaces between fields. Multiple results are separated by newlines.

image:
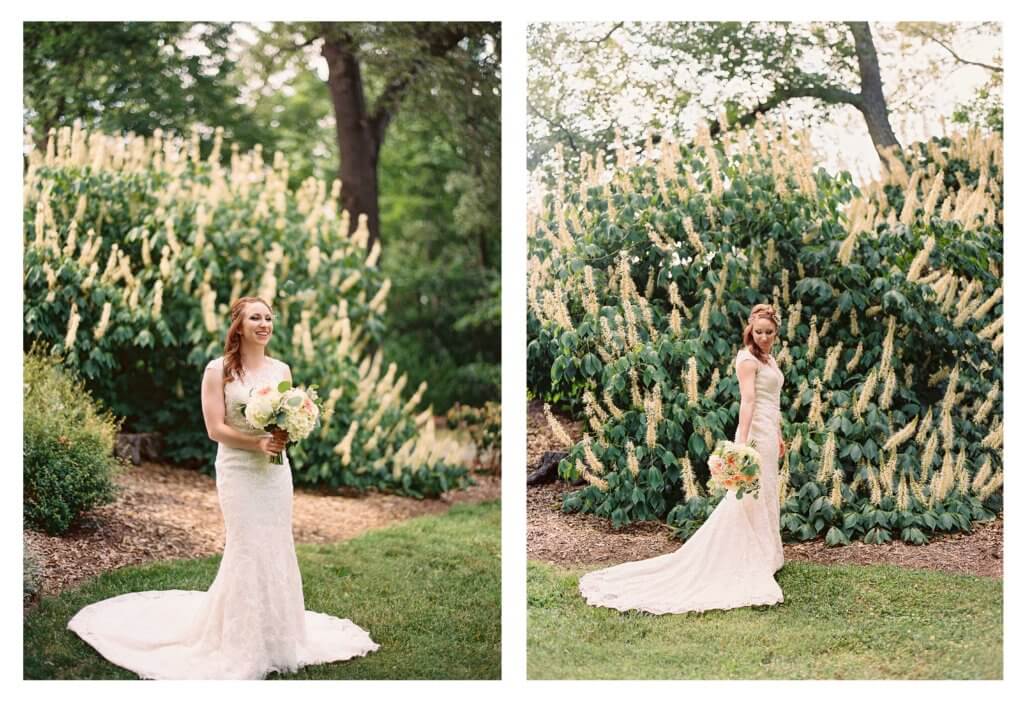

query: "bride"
xmin=579 ymin=303 xmax=786 ymax=614
xmin=67 ymin=296 xmax=379 ymax=679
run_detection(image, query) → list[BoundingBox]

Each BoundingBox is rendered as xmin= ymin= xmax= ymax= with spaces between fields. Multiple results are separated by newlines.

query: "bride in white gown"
xmin=579 ymin=303 xmax=787 ymax=614
xmin=68 ymin=296 xmax=379 ymax=679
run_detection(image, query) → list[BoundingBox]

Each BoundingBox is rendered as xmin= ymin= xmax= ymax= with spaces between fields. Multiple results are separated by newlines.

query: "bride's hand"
xmin=258 ymin=435 xmax=286 ymax=457
xmin=778 ymin=436 xmax=785 ymax=459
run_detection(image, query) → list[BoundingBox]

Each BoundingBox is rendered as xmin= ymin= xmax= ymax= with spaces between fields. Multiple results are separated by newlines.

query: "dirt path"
xmin=26 ymin=461 xmax=500 ymax=597
xmin=526 ymin=401 xmax=1002 ymax=579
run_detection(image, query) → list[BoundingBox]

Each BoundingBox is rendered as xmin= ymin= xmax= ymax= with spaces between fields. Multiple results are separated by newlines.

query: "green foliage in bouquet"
xmin=23 ymin=347 xmax=122 ymax=534
xmin=529 ymin=123 xmax=1003 ymax=543
xmin=23 ymin=123 xmax=469 ymax=497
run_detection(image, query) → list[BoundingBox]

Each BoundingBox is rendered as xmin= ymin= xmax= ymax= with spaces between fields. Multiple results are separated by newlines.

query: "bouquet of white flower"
xmin=239 ymin=381 xmax=322 ymax=464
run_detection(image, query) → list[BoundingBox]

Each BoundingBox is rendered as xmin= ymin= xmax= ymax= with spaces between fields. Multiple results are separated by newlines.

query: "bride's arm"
xmin=777 ymin=367 xmax=786 ymax=455
xmin=736 ymin=359 xmax=758 ymax=444
xmin=201 ymin=365 xmax=272 ymax=453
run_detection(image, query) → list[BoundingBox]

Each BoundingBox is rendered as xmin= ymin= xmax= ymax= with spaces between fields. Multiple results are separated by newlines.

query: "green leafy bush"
xmin=446 ymin=401 xmax=501 ymax=471
xmin=384 ymin=332 xmax=500 ymax=412
xmin=23 ymin=349 xmax=122 ymax=534
xmin=529 ymin=124 xmax=1003 ymax=544
xmin=23 ymin=124 xmax=468 ymax=497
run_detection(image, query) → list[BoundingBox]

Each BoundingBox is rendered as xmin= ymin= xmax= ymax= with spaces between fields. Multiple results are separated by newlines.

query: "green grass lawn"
xmin=528 ymin=559 xmax=1001 ymax=680
xmin=24 ymin=501 xmax=500 ymax=680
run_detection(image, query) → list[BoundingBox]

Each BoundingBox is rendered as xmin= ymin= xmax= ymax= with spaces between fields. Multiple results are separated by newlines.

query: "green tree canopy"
xmin=23 ymin=22 xmax=267 ymax=151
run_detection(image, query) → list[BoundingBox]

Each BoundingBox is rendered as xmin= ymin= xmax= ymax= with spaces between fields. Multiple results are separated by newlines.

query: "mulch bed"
xmin=526 ymin=401 xmax=1003 ymax=579
xmin=25 ymin=461 xmax=500 ymax=599
xmin=783 ymin=517 xmax=1002 ymax=577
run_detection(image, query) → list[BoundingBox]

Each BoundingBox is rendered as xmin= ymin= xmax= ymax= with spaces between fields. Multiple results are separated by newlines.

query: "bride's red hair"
xmin=222 ymin=296 xmax=273 ymax=383
xmin=742 ymin=303 xmax=780 ymax=364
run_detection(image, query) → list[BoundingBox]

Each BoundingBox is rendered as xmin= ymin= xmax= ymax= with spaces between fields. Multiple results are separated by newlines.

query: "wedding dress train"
xmin=67 ymin=356 xmax=379 ymax=679
xmin=579 ymin=347 xmax=786 ymax=614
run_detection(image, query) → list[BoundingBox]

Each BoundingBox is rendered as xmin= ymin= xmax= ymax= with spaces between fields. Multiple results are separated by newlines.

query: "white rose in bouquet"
xmin=244 ymin=395 xmax=277 ymax=428
xmin=238 ymin=381 xmax=322 ymax=465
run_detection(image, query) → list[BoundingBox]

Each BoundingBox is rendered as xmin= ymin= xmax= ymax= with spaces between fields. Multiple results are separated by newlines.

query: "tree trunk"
xmin=847 ymin=22 xmax=901 ymax=159
xmin=707 ymin=23 xmax=902 ymax=170
xmin=318 ymin=24 xmax=472 ymax=250
xmin=320 ymin=30 xmax=382 ymax=249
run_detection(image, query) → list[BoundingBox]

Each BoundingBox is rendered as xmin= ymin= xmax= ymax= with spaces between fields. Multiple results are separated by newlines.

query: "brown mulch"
xmin=527 ymin=401 xmax=1003 ymax=579
xmin=529 ymin=480 xmax=680 ymax=566
xmin=25 ymin=461 xmax=500 ymax=598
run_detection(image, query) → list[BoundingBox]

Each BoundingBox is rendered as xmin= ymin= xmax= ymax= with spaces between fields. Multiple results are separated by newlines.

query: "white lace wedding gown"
xmin=579 ymin=347 xmax=786 ymax=614
xmin=67 ymin=356 xmax=379 ymax=679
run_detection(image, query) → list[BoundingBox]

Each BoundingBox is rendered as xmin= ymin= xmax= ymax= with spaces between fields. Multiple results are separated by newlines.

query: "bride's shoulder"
xmin=205 ymin=356 xmax=224 ymax=372
xmin=735 ymin=346 xmax=756 ymax=362
xmin=735 ymin=347 xmax=760 ymax=370
xmin=270 ymin=356 xmax=292 ymax=376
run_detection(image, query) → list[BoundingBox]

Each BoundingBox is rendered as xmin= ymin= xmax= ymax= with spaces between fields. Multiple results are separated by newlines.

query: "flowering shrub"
xmin=529 ymin=123 xmax=1002 ymax=544
xmin=23 ymin=123 xmax=468 ymax=498
xmin=445 ymin=401 xmax=501 ymax=471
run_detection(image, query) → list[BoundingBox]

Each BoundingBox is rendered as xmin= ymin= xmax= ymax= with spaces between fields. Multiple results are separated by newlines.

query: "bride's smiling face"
xmin=751 ymin=318 xmax=777 ymax=352
xmin=239 ymin=301 xmax=274 ymax=346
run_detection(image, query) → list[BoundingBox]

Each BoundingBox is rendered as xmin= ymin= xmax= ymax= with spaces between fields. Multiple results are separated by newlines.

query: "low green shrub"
xmin=23 ymin=349 xmax=122 ymax=534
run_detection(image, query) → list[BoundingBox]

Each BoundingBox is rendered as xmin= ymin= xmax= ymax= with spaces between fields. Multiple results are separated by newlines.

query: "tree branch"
xmin=919 ymin=28 xmax=1003 ymax=72
xmin=580 ymin=22 xmax=624 ymax=54
xmin=790 ymin=82 xmax=862 ymax=106
xmin=710 ymin=82 xmax=861 ymax=137
xmin=527 ymin=99 xmax=580 ymax=157
xmin=368 ymin=26 xmax=468 ymax=154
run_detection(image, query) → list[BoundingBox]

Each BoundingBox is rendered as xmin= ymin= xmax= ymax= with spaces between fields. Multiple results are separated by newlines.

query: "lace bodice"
xmin=735 ymin=347 xmax=784 ymax=391
xmin=735 ymin=347 xmax=784 ymax=420
xmin=206 ymin=356 xmax=290 ymax=435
